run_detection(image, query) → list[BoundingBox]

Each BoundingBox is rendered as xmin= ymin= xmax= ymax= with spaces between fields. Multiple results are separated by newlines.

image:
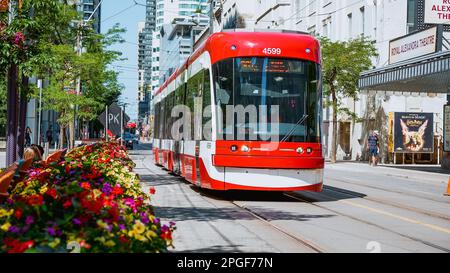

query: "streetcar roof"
xmin=154 ymin=31 xmax=321 ymax=97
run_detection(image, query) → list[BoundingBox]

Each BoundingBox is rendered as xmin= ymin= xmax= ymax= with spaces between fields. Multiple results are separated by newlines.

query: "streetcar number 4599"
xmin=262 ymin=48 xmax=281 ymax=55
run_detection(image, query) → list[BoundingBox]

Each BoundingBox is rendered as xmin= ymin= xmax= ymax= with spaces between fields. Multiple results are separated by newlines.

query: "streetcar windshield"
xmin=213 ymin=57 xmax=321 ymax=142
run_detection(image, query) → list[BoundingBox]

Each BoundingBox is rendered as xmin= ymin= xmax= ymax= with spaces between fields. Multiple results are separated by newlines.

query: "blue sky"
xmin=101 ymin=0 xmax=146 ymax=120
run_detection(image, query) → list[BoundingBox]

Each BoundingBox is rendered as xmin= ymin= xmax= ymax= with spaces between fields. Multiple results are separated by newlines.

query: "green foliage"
xmin=0 ymin=0 xmax=125 ymax=132
xmin=320 ymin=36 xmax=378 ymax=118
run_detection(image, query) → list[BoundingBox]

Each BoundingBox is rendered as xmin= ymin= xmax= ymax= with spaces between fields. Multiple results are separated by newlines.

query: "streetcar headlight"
xmin=306 ymin=147 xmax=313 ymax=154
xmin=296 ymin=147 xmax=304 ymax=154
xmin=241 ymin=145 xmax=250 ymax=152
xmin=305 ymin=48 xmax=311 ymax=54
xmin=230 ymin=145 xmax=238 ymax=152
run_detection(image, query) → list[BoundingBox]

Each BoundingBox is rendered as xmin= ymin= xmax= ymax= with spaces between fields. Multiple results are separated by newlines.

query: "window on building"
xmin=308 ymin=25 xmax=316 ymax=36
xmin=407 ymin=0 xmax=417 ymax=33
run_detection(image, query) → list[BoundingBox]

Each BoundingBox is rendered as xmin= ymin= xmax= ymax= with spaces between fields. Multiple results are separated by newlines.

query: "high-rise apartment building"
xmin=139 ymin=0 xmax=157 ymax=120
xmin=77 ymin=0 xmax=102 ymax=33
xmin=151 ymin=0 xmax=210 ymax=93
xmin=137 ymin=22 xmax=146 ymax=103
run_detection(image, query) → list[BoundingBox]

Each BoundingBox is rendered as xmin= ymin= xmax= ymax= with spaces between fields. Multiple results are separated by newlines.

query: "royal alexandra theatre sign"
xmin=389 ymin=26 xmax=438 ymax=64
xmin=425 ymin=0 xmax=450 ymax=24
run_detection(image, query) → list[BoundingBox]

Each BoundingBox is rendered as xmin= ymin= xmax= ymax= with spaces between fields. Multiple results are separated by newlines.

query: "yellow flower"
xmin=104 ymin=240 xmax=116 ymax=247
xmin=145 ymin=230 xmax=157 ymax=239
xmin=96 ymin=220 xmax=109 ymax=230
xmin=48 ymin=238 xmax=61 ymax=248
xmin=128 ymin=230 xmax=136 ymax=237
xmin=0 ymin=209 xmax=13 ymax=218
xmin=132 ymin=221 xmax=145 ymax=234
xmin=39 ymin=185 xmax=48 ymax=194
xmin=95 ymin=236 xmax=106 ymax=244
xmin=134 ymin=234 xmax=147 ymax=242
xmin=151 ymin=225 xmax=158 ymax=231
xmin=1 ymin=222 xmax=11 ymax=232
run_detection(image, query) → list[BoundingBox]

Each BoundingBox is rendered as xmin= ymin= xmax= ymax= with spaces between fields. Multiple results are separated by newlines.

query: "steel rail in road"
xmin=190 ymin=187 xmax=326 ymax=253
xmin=284 ymin=191 xmax=450 ymax=253
xmin=323 ymin=177 xmax=450 ymax=221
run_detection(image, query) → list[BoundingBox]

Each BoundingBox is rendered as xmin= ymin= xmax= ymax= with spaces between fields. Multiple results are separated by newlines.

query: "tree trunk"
xmin=18 ymin=75 xmax=29 ymax=159
xmin=59 ymin=125 xmax=65 ymax=149
xmin=331 ymin=86 xmax=338 ymax=164
xmin=69 ymin=119 xmax=74 ymax=150
xmin=6 ymin=64 xmax=18 ymax=166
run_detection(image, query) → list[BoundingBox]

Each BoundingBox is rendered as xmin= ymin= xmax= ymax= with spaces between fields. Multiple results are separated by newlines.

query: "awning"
xmin=359 ymin=50 xmax=450 ymax=93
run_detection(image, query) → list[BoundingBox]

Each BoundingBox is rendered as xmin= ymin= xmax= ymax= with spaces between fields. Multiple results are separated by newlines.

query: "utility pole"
xmin=6 ymin=0 xmax=18 ymax=166
xmin=37 ymin=79 xmax=43 ymax=146
xmin=209 ymin=0 xmax=214 ymax=35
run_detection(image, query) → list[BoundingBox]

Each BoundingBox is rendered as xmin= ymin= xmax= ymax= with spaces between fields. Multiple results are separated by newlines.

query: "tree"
xmin=320 ymin=36 xmax=378 ymax=163
xmin=0 ymin=0 xmax=125 ymax=152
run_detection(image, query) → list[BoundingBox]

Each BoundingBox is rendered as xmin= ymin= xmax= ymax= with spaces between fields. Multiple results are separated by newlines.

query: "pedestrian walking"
xmin=367 ymin=130 xmax=379 ymax=166
xmin=25 ymin=126 xmax=32 ymax=147
xmin=46 ymin=127 xmax=53 ymax=146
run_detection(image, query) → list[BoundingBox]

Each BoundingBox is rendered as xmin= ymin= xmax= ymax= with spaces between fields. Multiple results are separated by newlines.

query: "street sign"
xmin=98 ymin=102 xmax=130 ymax=136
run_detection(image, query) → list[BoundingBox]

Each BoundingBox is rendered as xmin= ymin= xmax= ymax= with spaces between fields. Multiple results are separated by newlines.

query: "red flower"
xmin=7 ymin=240 xmax=34 ymax=253
xmin=63 ymin=199 xmax=72 ymax=209
xmin=46 ymin=188 xmax=58 ymax=199
xmin=28 ymin=194 xmax=44 ymax=206
xmin=14 ymin=209 xmax=23 ymax=219
xmin=119 ymin=235 xmax=129 ymax=244
xmin=149 ymin=186 xmax=156 ymax=195
xmin=81 ymin=182 xmax=91 ymax=190
xmin=160 ymin=231 xmax=172 ymax=241
xmin=112 ymin=185 xmax=124 ymax=196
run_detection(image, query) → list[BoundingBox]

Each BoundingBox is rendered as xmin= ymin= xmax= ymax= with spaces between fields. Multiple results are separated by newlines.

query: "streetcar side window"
xmin=186 ymin=70 xmax=204 ymax=141
xmin=154 ymin=102 xmax=160 ymax=139
xmin=213 ymin=58 xmax=233 ymax=140
xmin=202 ymin=69 xmax=212 ymax=140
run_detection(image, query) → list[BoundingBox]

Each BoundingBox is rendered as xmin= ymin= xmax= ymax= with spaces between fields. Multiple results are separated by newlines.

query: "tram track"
xmin=229 ymin=200 xmax=326 ymax=253
xmin=140 ymin=155 xmax=449 ymax=253
xmin=283 ymin=192 xmax=450 ymax=253
xmin=326 ymin=176 xmax=447 ymax=203
xmin=322 ymin=177 xmax=450 ymax=221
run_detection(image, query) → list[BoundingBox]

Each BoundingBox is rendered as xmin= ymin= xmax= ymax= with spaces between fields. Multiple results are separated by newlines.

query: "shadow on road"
xmin=382 ymin=165 xmax=450 ymax=175
xmin=172 ymin=245 xmax=263 ymax=253
xmin=152 ymin=205 xmax=336 ymax=222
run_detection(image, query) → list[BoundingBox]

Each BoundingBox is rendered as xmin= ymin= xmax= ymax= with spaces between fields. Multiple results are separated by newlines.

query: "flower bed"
xmin=0 ymin=141 xmax=175 ymax=253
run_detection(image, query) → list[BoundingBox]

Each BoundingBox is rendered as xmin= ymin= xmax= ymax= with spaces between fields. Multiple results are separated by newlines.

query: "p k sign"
xmin=424 ymin=0 xmax=450 ymax=24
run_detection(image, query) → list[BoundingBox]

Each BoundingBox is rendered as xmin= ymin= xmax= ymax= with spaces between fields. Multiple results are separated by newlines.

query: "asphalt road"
xmin=130 ymin=143 xmax=450 ymax=253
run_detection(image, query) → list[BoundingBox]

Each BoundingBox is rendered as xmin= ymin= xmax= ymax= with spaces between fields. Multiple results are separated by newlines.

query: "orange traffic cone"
xmin=445 ymin=178 xmax=450 ymax=196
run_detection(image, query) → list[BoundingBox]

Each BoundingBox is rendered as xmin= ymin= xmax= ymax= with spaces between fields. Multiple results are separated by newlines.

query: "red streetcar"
xmin=152 ymin=30 xmax=324 ymax=191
